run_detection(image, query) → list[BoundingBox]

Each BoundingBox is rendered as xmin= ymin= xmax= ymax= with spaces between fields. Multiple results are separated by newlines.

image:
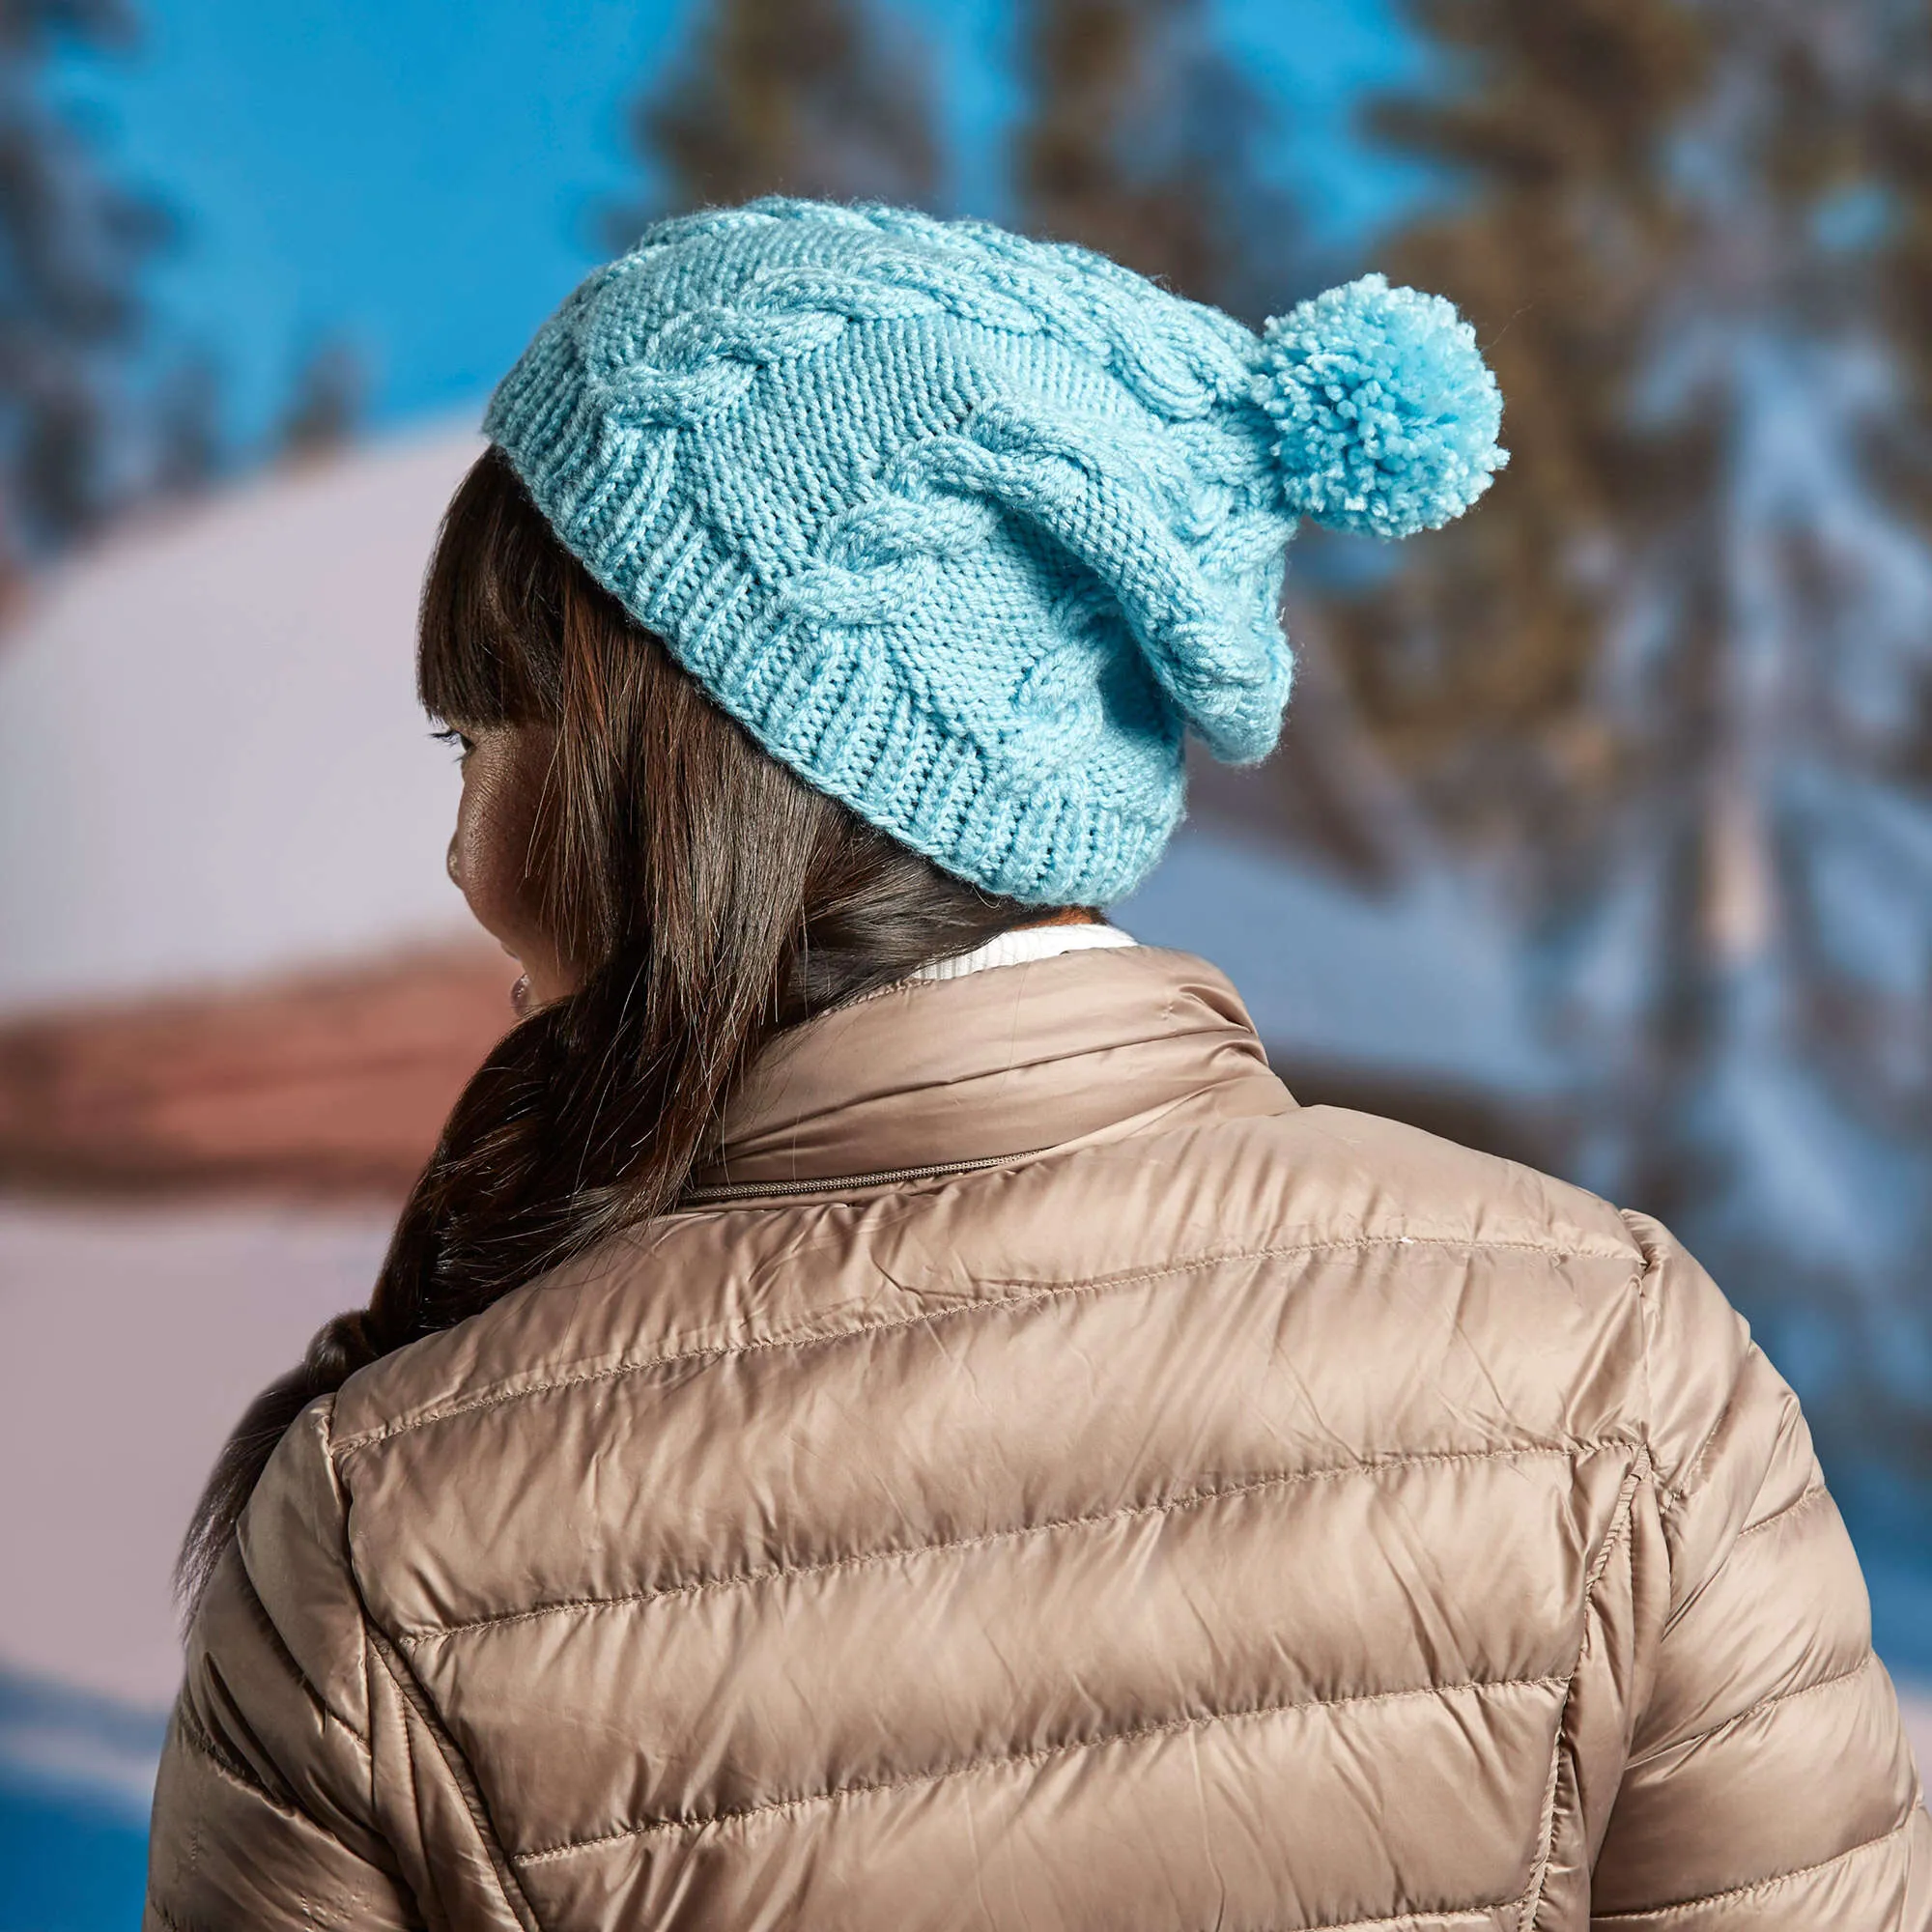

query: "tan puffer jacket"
xmin=148 ymin=948 xmax=1930 ymax=1930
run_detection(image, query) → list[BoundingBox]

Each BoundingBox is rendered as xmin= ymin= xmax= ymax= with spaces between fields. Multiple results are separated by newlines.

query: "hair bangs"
xmin=417 ymin=447 xmax=568 ymax=730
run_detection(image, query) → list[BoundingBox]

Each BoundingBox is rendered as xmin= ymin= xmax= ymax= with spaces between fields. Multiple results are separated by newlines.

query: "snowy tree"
xmin=609 ymin=0 xmax=940 ymax=240
xmin=0 ymin=0 xmax=194 ymax=577
xmin=1359 ymin=0 xmax=1932 ymax=1513
xmin=1338 ymin=0 xmax=1706 ymax=854
xmin=1013 ymin=0 xmax=1306 ymax=327
xmin=148 ymin=347 xmax=219 ymax=497
xmin=274 ymin=337 xmax=365 ymax=465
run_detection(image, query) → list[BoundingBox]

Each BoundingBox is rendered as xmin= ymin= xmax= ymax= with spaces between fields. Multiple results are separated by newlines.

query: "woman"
xmin=148 ymin=200 xmax=1927 ymax=1930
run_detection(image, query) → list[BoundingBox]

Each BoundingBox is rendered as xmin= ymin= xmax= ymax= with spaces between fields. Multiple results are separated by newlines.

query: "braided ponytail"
xmin=177 ymin=449 xmax=1057 ymax=1614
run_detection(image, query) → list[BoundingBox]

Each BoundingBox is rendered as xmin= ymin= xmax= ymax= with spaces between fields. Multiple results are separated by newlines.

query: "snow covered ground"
xmin=0 ymin=1196 xmax=391 ymax=1713
xmin=0 ymin=1195 xmax=390 ymax=1919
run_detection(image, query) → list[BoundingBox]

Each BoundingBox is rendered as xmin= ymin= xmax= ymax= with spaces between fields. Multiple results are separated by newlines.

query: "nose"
xmin=446 ymin=836 xmax=463 ymax=889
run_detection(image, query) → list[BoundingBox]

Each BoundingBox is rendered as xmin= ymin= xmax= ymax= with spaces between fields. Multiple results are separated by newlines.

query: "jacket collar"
xmin=687 ymin=946 xmax=1293 ymax=1200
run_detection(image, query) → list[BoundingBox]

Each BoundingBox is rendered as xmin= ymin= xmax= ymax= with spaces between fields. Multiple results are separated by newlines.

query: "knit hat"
xmin=486 ymin=199 xmax=1505 ymax=905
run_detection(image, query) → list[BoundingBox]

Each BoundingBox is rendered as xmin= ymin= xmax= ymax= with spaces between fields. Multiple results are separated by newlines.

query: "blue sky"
xmin=63 ymin=0 xmax=1433 ymax=449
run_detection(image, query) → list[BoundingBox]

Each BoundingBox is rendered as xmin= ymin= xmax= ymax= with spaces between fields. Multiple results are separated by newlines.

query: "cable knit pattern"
xmin=486 ymin=198 xmax=1505 ymax=903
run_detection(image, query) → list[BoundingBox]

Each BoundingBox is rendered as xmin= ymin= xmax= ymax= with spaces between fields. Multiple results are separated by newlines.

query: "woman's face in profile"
xmin=442 ymin=723 xmax=576 ymax=1014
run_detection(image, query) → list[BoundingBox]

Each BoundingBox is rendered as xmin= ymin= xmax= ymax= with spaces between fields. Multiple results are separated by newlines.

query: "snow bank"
xmin=0 ymin=428 xmax=486 ymax=1018
xmin=1123 ymin=822 xmax=1561 ymax=1095
xmin=0 ymin=1197 xmax=392 ymax=1709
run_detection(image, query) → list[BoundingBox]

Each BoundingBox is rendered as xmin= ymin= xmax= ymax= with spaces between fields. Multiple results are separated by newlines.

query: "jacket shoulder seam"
xmin=1620 ymin=1212 xmax=1766 ymax=1517
xmin=314 ymin=1390 xmax=376 ymax=1747
xmin=1518 ymin=1451 xmax=1650 ymax=1928
xmin=226 ymin=1537 xmax=373 ymax=1756
xmin=362 ymin=1623 xmax=542 ymax=1930
xmin=1652 ymin=1350 xmax=1759 ymax=1514
xmin=333 ymin=1231 xmax=1635 ymax=1456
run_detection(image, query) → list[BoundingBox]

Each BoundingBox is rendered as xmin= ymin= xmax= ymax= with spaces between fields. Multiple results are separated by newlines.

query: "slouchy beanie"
xmin=486 ymin=198 xmax=1505 ymax=905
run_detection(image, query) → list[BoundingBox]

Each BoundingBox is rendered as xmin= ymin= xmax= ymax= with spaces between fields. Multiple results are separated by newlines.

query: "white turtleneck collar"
xmin=907 ymin=922 xmax=1138 ymax=985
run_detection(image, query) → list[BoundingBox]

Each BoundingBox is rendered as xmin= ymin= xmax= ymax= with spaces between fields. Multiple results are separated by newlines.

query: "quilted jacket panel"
xmin=147 ymin=948 xmax=1931 ymax=1929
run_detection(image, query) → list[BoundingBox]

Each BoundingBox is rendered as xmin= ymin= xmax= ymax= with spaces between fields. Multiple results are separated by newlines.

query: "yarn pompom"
xmin=1253 ymin=273 xmax=1507 ymax=539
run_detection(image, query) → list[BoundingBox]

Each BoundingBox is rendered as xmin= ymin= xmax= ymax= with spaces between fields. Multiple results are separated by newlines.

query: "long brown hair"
xmin=179 ymin=447 xmax=1059 ymax=1611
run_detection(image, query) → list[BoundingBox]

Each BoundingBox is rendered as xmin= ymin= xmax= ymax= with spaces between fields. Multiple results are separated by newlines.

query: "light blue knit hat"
xmin=486 ymin=198 xmax=1505 ymax=905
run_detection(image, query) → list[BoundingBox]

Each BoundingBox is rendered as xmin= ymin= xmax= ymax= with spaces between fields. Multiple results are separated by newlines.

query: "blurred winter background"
xmin=2 ymin=0 xmax=1930 ymax=1918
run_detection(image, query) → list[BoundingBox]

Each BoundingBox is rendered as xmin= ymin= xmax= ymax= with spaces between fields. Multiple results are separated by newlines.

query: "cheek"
xmin=449 ymin=757 xmax=546 ymax=959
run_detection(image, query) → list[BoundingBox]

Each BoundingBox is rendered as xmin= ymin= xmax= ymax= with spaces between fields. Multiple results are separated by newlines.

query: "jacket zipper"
xmin=677 ymin=1146 xmax=1050 ymax=1208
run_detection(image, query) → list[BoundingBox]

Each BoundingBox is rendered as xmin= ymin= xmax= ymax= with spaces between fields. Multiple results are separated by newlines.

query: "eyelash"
xmin=432 ymin=727 xmax=474 ymax=760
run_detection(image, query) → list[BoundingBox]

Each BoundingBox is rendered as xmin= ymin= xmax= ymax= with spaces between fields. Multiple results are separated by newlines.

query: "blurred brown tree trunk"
xmin=1013 ymin=0 xmax=1303 ymax=327
xmin=1337 ymin=0 xmax=1710 ymax=863
xmin=610 ymin=0 xmax=940 ymax=238
xmin=274 ymin=338 xmax=366 ymax=466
